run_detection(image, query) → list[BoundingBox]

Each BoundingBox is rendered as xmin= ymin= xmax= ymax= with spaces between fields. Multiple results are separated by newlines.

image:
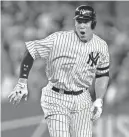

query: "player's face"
xmin=75 ymin=19 xmax=93 ymax=41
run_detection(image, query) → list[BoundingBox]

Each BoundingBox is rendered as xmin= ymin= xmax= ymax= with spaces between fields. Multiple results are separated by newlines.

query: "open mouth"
xmin=80 ymin=31 xmax=85 ymax=35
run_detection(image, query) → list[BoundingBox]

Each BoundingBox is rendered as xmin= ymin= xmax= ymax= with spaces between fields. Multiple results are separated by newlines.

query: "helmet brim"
xmin=73 ymin=15 xmax=92 ymax=20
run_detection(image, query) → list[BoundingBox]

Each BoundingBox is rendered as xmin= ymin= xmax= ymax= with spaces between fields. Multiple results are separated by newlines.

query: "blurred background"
xmin=1 ymin=1 xmax=129 ymax=137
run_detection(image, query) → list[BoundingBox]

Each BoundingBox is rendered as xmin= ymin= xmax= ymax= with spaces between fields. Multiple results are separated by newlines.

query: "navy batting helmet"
xmin=74 ymin=5 xmax=97 ymax=29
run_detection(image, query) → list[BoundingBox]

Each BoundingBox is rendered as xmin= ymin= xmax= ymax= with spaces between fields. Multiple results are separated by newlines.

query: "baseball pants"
xmin=41 ymin=82 xmax=93 ymax=137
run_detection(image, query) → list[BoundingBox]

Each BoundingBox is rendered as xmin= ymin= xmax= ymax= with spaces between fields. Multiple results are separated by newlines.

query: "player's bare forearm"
xmin=19 ymin=50 xmax=34 ymax=79
xmin=90 ymin=76 xmax=109 ymax=121
xmin=95 ymin=76 xmax=109 ymax=99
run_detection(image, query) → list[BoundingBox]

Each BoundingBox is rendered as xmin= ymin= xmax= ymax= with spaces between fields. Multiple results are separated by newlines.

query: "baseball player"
xmin=8 ymin=5 xmax=110 ymax=137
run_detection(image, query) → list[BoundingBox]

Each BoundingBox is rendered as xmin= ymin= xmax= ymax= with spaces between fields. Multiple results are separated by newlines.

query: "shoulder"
xmin=54 ymin=30 xmax=74 ymax=36
xmin=93 ymin=34 xmax=108 ymax=49
xmin=93 ymin=34 xmax=107 ymax=45
xmin=48 ymin=30 xmax=74 ymax=40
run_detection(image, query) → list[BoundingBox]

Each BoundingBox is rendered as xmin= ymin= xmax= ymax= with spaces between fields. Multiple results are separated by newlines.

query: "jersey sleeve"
xmin=25 ymin=33 xmax=56 ymax=60
xmin=96 ymin=43 xmax=110 ymax=78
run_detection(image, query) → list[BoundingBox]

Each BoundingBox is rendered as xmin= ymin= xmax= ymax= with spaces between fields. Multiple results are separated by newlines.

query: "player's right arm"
xmin=8 ymin=49 xmax=34 ymax=105
xmin=8 ymin=32 xmax=57 ymax=105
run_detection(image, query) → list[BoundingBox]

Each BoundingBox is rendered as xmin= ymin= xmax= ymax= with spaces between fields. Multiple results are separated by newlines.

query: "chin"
xmin=80 ymin=34 xmax=86 ymax=39
xmin=80 ymin=37 xmax=87 ymax=41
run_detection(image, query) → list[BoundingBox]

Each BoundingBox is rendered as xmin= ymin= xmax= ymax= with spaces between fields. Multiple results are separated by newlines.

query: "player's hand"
xmin=91 ymin=98 xmax=103 ymax=121
xmin=8 ymin=78 xmax=28 ymax=105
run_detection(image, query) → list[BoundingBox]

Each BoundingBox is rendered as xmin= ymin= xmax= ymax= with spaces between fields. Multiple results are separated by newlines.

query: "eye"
xmin=77 ymin=20 xmax=82 ymax=24
xmin=76 ymin=19 xmax=90 ymax=24
xmin=84 ymin=20 xmax=88 ymax=23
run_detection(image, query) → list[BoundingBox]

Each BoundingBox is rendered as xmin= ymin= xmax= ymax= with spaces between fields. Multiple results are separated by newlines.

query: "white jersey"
xmin=25 ymin=30 xmax=110 ymax=91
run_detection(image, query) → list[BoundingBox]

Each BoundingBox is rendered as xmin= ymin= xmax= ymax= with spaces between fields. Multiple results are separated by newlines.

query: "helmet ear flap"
xmin=91 ymin=10 xmax=97 ymax=29
xmin=91 ymin=19 xmax=97 ymax=29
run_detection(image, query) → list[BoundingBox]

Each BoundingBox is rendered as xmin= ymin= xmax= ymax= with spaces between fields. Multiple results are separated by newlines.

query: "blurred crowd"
xmin=1 ymin=1 xmax=129 ymax=107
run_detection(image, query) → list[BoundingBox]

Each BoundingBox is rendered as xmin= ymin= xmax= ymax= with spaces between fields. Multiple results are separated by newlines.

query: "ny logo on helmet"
xmin=87 ymin=52 xmax=100 ymax=67
xmin=80 ymin=9 xmax=91 ymax=16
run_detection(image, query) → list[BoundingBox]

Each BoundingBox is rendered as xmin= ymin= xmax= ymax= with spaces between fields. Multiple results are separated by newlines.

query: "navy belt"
xmin=52 ymin=86 xmax=87 ymax=95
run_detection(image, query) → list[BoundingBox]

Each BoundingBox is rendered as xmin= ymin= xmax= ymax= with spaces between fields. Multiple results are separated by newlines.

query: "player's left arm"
xmin=95 ymin=76 xmax=109 ymax=100
xmin=91 ymin=43 xmax=110 ymax=121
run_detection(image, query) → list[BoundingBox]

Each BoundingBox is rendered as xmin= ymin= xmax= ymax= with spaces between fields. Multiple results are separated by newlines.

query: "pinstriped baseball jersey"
xmin=25 ymin=30 xmax=109 ymax=91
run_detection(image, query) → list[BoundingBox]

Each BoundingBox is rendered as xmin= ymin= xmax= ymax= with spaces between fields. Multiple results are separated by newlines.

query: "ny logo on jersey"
xmin=87 ymin=52 xmax=100 ymax=67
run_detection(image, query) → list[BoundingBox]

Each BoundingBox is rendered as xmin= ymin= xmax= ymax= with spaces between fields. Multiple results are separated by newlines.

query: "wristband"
xmin=18 ymin=78 xmax=28 ymax=84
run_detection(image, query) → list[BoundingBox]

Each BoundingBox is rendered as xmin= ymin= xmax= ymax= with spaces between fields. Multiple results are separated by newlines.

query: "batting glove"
xmin=91 ymin=98 xmax=103 ymax=121
xmin=8 ymin=78 xmax=28 ymax=105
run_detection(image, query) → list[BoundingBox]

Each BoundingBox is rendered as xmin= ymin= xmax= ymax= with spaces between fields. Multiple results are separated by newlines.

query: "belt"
xmin=52 ymin=86 xmax=87 ymax=95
